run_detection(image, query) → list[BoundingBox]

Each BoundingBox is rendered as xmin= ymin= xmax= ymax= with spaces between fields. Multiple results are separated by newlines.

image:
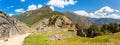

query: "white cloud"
xmin=94 ymin=6 xmax=117 ymax=16
xmin=74 ymin=10 xmax=89 ymax=16
xmin=9 ymin=13 xmax=14 ymax=16
xmin=105 ymin=14 xmax=120 ymax=19
xmin=38 ymin=4 xmax=43 ymax=8
xmin=74 ymin=6 xmax=120 ymax=19
xmin=27 ymin=4 xmax=37 ymax=11
xmin=47 ymin=0 xmax=77 ymax=8
xmin=27 ymin=4 xmax=43 ymax=11
xmin=15 ymin=8 xmax=25 ymax=13
xmin=115 ymin=10 xmax=120 ymax=12
xmin=27 ymin=4 xmax=55 ymax=11
xmin=50 ymin=6 xmax=55 ymax=11
xmin=21 ymin=0 xmax=25 ymax=2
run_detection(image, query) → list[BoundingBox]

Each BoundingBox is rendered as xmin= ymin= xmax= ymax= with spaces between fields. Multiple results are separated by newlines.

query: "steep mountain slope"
xmin=0 ymin=10 xmax=25 ymax=40
xmin=64 ymin=11 xmax=93 ymax=27
xmin=14 ymin=6 xmax=63 ymax=26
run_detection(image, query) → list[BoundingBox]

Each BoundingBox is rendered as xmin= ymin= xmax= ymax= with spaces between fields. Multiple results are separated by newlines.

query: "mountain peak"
xmin=38 ymin=5 xmax=52 ymax=13
xmin=41 ymin=5 xmax=50 ymax=8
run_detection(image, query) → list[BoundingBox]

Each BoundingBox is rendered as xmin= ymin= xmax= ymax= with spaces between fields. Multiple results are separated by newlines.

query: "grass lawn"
xmin=24 ymin=32 xmax=120 ymax=45
xmin=24 ymin=34 xmax=51 ymax=45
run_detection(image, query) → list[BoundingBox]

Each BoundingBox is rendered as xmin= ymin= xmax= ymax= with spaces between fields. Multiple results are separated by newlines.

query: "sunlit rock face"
xmin=0 ymin=11 xmax=25 ymax=40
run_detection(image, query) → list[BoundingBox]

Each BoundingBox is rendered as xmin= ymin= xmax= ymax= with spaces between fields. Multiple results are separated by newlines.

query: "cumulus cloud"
xmin=50 ymin=6 xmax=55 ymax=11
xmin=27 ymin=4 xmax=37 ymax=11
xmin=47 ymin=0 xmax=77 ymax=8
xmin=115 ymin=10 xmax=120 ymax=12
xmin=38 ymin=4 xmax=43 ymax=8
xmin=21 ymin=0 xmax=25 ymax=2
xmin=27 ymin=4 xmax=43 ymax=11
xmin=15 ymin=8 xmax=25 ymax=13
xmin=16 ymin=4 xmax=55 ymax=13
xmin=9 ymin=13 xmax=14 ymax=16
xmin=94 ymin=6 xmax=119 ymax=16
xmin=105 ymin=14 xmax=120 ymax=19
xmin=74 ymin=6 xmax=120 ymax=19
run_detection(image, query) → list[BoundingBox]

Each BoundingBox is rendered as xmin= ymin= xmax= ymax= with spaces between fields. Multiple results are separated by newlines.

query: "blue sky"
xmin=0 ymin=0 xmax=120 ymax=19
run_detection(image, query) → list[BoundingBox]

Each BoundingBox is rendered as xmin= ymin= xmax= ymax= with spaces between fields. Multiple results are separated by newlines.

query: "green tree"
xmin=108 ymin=23 xmax=120 ymax=33
xmin=101 ymin=23 xmax=110 ymax=34
xmin=75 ymin=23 xmax=87 ymax=37
xmin=87 ymin=25 xmax=101 ymax=37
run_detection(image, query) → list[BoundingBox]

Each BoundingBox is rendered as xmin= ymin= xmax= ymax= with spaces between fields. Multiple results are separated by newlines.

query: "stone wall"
xmin=48 ymin=31 xmax=76 ymax=42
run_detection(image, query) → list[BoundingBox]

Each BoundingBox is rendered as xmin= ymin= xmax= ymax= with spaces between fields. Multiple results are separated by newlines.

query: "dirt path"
xmin=0 ymin=33 xmax=30 ymax=45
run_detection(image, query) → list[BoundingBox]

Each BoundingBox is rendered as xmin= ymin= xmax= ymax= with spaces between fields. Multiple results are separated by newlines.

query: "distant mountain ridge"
xmin=91 ymin=18 xmax=120 ymax=24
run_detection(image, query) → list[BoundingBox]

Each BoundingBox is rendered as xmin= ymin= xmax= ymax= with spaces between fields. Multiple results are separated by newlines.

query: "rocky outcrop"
xmin=32 ymin=19 xmax=49 ymax=32
xmin=32 ymin=15 xmax=76 ymax=32
xmin=0 ymin=11 xmax=25 ymax=40
xmin=49 ymin=15 xmax=76 ymax=29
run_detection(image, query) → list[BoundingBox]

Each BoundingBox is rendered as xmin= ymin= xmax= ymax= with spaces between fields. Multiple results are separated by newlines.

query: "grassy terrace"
xmin=24 ymin=33 xmax=51 ymax=45
xmin=24 ymin=32 xmax=120 ymax=45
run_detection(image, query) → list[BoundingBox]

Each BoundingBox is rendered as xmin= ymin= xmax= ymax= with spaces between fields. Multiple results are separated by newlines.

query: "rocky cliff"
xmin=49 ymin=15 xmax=76 ymax=29
xmin=32 ymin=15 xmax=76 ymax=32
xmin=0 ymin=10 xmax=25 ymax=40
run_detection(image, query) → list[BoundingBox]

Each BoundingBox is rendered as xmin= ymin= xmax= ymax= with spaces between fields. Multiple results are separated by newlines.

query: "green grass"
xmin=24 ymin=34 xmax=51 ymax=45
xmin=63 ymin=36 xmax=109 ymax=43
xmin=24 ymin=32 xmax=120 ymax=45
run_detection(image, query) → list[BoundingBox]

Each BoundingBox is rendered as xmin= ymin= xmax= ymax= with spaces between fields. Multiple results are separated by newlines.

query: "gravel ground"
xmin=0 ymin=33 xmax=30 ymax=45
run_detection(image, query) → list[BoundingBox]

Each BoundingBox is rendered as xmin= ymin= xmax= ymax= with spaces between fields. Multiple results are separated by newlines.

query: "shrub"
xmin=87 ymin=25 xmax=101 ymax=37
xmin=77 ymin=23 xmax=120 ymax=38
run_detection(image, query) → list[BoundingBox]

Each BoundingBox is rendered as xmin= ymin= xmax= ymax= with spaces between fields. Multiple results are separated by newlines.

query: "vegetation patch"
xmin=24 ymin=32 xmax=120 ymax=45
xmin=24 ymin=34 xmax=51 ymax=45
xmin=76 ymin=23 xmax=120 ymax=38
